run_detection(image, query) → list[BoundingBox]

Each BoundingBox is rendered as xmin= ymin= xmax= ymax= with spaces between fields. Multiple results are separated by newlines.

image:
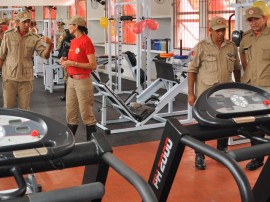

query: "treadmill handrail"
xmin=228 ymin=143 xmax=270 ymax=162
xmin=0 ymin=167 xmax=26 ymax=200
xmin=180 ymin=135 xmax=254 ymax=202
xmin=102 ymin=152 xmax=158 ymax=202
xmin=3 ymin=182 xmax=105 ymax=202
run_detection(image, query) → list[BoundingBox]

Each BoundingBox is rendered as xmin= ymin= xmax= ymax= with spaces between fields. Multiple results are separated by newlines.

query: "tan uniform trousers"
xmin=2 ymin=79 xmax=33 ymax=110
xmin=66 ymin=76 xmax=96 ymax=126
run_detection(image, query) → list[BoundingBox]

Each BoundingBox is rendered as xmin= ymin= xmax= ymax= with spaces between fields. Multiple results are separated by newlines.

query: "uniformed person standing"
xmin=0 ymin=18 xmax=6 ymax=46
xmin=56 ymin=21 xmax=69 ymax=102
xmin=187 ymin=16 xmax=241 ymax=170
xmin=0 ymin=11 xmax=52 ymax=110
xmin=239 ymin=7 xmax=270 ymax=171
xmin=59 ymin=15 xmax=97 ymax=141
xmin=56 ymin=21 xmax=66 ymax=50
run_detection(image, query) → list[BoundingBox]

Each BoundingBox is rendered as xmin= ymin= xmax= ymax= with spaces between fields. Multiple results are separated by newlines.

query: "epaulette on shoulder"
xmin=242 ymin=29 xmax=253 ymax=37
xmin=30 ymin=32 xmax=40 ymax=38
xmin=195 ymin=39 xmax=207 ymax=47
xmin=4 ymin=28 xmax=15 ymax=34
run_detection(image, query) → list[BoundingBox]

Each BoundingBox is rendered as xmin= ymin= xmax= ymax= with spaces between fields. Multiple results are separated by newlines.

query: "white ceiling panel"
xmin=0 ymin=0 xmax=75 ymax=6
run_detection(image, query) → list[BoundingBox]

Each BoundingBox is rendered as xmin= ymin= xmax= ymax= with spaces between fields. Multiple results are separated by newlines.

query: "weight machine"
xmin=94 ymin=59 xmax=193 ymax=134
xmin=106 ymin=0 xmax=152 ymax=94
xmin=42 ymin=18 xmax=65 ymax=93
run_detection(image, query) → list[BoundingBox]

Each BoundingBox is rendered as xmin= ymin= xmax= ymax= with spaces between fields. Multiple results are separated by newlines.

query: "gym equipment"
xmin=148 ymin=82 xmax=270 ymax=202
xmin=0 ymin=108 xmax=157 ymax=202
xmin=94 ymin=60 xmax=192 ymax=134
xmin=123 ymin=51 xmax=146 ymax=87
xmin=106 ymin=0 xmax=154 ymax=93
xmin=94 ymin=52 xmax=145 ymax=97
xmin=193 ymin=82 xmax=270 ymax=127
xmin=0 ymin=108 xmax=74 ymax=199
xmin=232 ymin=30 xmax=244 ymax=47
xmin=43 ymin=56 xmax=65 ymax=93
xmin=42 ymin=17 xmax=65 ymax=93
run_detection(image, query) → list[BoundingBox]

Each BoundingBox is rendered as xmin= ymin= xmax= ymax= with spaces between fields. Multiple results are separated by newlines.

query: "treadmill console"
xmin=0 ymin=115 xmax=46 ymax=147
xmin=0 ymin=108 xmax=75 ymax=166
xmin=193 ymin=83 xmax=270 ymax=127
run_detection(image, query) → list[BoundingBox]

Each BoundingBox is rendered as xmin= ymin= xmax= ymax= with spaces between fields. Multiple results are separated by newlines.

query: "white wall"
xmin=56 ymin=6 xmax=68 ymax=20
xmin=151 ymin=0 xmax=172 ymax=17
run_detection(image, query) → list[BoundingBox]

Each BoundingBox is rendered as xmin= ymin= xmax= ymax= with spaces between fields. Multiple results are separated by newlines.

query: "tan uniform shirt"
xmin=0 ymin=27 xmax=47 ymax=82
xmin=56 ymin=27 xmax=66 ymax=50
xmin=239 ymin=27 xmax=270 ymax=89
xmin=188 ymin=36 xmax=241 ymax=96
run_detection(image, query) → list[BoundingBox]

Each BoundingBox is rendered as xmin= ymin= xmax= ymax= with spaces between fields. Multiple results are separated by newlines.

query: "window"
xmin=68 ymin=0 xmax=86 ymax=20
xmin=78 ymin=0 xmax=87 ymax=18
xmin=108 ymin=0 xmax=137 ymax=44
xmin=43 ymin=6 xmax=56 ymax=19
xmin=174 ymin=0 xmax=236 ymax=50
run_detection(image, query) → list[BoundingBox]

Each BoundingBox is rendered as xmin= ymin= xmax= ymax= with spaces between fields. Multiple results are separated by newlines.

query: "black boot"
xmin=217 ymin=138 xmax=228 ymax=152
xmin=60 ymin=83 xmax=67 ymax=102
xmin=246 ymin=139 xmax=264 ymax=170
xmin=86 ymin=125 xmax=97 ymax=141
xmin=246 ymin=158 xmax=264 ymax=170
xmin=195 ymin=152 xmax=206 ymax=170
xmin=60 ymin=96 xmax=66 ymax=101
xmin=67 ymin=124 xmax=78 ymax=136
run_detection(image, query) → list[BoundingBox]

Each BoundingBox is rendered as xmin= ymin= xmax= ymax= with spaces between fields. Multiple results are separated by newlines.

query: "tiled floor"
xmin=0 ymin=140 xmax=263 ymax=202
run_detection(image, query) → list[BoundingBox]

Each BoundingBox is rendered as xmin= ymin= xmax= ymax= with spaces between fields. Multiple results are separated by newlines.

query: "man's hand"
xmin=188 ymin=94 xmax=197 ymax=106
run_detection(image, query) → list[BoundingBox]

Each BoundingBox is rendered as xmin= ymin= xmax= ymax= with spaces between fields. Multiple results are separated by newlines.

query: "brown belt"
xmin=69 ymin=75 xmax=89 ymax=80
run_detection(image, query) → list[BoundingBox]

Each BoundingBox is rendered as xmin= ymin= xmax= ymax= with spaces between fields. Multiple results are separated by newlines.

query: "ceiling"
xmin=0 ymin=0 xmax=75 ymax=6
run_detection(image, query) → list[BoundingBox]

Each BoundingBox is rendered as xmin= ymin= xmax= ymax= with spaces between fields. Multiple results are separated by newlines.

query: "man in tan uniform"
xmin=56 ymin=21 xmax=66 ymax=50
xmin=0 ymin=18 xmax=5 ymax=46
xmin=188 ymin=16 xmax=241 ymax=170
xmin=239 ymin=7 xmax=270 ymax=171
xmin=0 ymin=11 xmax=52 ymax=110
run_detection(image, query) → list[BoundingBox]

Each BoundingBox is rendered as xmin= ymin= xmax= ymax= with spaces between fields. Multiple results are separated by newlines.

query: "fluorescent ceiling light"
xmin=0 ymin=0 xmax=75 ymax=6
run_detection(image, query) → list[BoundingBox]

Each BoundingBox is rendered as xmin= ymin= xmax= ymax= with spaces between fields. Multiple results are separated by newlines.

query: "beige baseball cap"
xmin=68 ymin=15 xmax=86 ymax=27
xmin=245 ymin=7 xmax=265 ymax=19
xmin=16 ymin=11 xmax=31 ymax=22
xmin=210 ymin=16 xmax=227 ymax=30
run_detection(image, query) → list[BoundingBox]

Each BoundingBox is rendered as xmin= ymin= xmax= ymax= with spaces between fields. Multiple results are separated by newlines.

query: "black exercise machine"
xmin=0 ymin=108 xmax=157 ymax=202
xmin=148 ymin=82 xmax=270 ymax=202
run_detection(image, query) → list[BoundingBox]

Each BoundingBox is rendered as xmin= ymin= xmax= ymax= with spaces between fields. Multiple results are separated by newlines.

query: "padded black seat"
xmin=93 ymin=79 xmax=154 ymax=122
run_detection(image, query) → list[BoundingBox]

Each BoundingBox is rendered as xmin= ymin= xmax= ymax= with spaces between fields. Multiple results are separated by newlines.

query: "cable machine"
xmin=42 ymin=7 xmax=65 ymax=93
xmin=106 ymin=0 xmax=152 ymax=94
